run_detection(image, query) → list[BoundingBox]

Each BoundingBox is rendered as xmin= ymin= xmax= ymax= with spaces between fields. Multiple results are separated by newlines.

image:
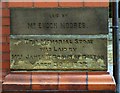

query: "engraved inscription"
xmin=10 ymin=8 xmax=108 ymax=35
xmin=27 ymin=22 xmax=86 ymax=29
xmin=10 ymin=36 xmax=107 ymax=71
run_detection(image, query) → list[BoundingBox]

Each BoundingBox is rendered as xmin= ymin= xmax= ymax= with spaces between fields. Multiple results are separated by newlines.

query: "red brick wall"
xmin=1 ymin=2 xmax=10 ymax=81
xmin=1 ymin=2 xmax=117 ymax=93
xmin=1 ymin=1 xmax=109 ymax=81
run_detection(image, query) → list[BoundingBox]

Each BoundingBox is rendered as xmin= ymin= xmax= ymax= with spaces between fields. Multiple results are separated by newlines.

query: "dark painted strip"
xmin=86 ymin=72 xmax=88 ymax=90
xmin=30 ymin=72 xmax=32 ymax=90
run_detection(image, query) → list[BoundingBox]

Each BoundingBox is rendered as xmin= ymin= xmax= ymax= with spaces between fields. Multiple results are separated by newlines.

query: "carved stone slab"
xmin=10 ymin=8 xmax=108 ymax=35
xmin=10 ymin=36 xmax=107 ymax=71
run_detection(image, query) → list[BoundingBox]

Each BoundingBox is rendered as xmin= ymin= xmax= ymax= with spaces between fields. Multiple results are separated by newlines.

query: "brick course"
xmin=2 ymin=9 xmax=10 ymax=17
xmin=8 ymin=2 xmax=33 ymax=7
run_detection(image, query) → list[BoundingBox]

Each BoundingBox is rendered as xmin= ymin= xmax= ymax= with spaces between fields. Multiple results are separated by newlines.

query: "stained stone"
xmin=10 ymin=36 xmax=107 ymax=71
xmin=10 ymin=8 xmax=108 ymax=35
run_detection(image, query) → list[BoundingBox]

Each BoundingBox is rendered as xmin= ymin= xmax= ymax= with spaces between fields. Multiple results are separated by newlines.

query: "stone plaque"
xmin=10 ymin=8 xmax=108 ymax=35
xmin=10 ymin=36 xmax=107 ymax=71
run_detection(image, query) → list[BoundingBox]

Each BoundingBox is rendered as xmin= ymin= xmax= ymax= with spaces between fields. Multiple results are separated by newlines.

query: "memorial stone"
xmin=10 ymin=8 xmax=108 ymax=71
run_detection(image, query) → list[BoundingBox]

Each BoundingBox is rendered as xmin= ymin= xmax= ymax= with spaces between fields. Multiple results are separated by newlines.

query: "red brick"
xmin=6 ymin=36 xmax=10 ymax=44
xmin=0 ymin=2 xmax=1 ymax=8
xmin=0 ymin=35 xmax=9 ymax=43
xmin=32 ymin=72 xmax=58 ymax=90
xmin=0 ymin=73 xmax=1 ymax=82
xmin=2 ymin=92 xmax=26 ymax=93
xmin=0 ymin=9 xmax=2 ymax=17
xmin=2 ymin=2 xmax=8 ymax=8
xmin=2 ymin=18 xmax=10 ymax=26
xmin=88 ymin=84 xmax=116 ymax=91
xmin=0 ymin=53 xmax=10 ymax=61
xmin=2 ymin=9 xmax=10 ymax=17
xmin=84 ymin=2 xmax=109 ymax=7
xmin=0 ymin=17 xmax=1 ymax=23
xmin=2 ymin=27 xmax=10 ymax=35
xmin=2 ymin=69 xmax=10 ymax=82
xmin=3 ymin=73 xmax=31 ymax=91
xmin=8 ymin=2 xmax=33 ymax=7
xmin=0 ymin=43 xmax=10 ymax=52
xmin=88 ymin=71 xmax=109 ymax=75
xmin=0 ymin=36 xmax=7 ymax=43
xmin=88 ymin=73 xmax=116 ymax=91
xmin=34 ymin=2 xmax=58 ymax=7
xmin=59 ymin=72 xmax=86 ymax=90
xmin=59 ymin=2 xmax=83 ymax=7
xmin=2 ymin=61 xmax=10 ymax=69
xmin=10 ymin=72 xmax=31 ymax=74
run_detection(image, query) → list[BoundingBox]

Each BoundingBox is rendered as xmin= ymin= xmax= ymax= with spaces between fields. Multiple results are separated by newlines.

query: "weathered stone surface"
xmin=10 ymin=35 xmax=107 ymax=71
xmin=10 ymin=8 xmax=108 ymax=35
